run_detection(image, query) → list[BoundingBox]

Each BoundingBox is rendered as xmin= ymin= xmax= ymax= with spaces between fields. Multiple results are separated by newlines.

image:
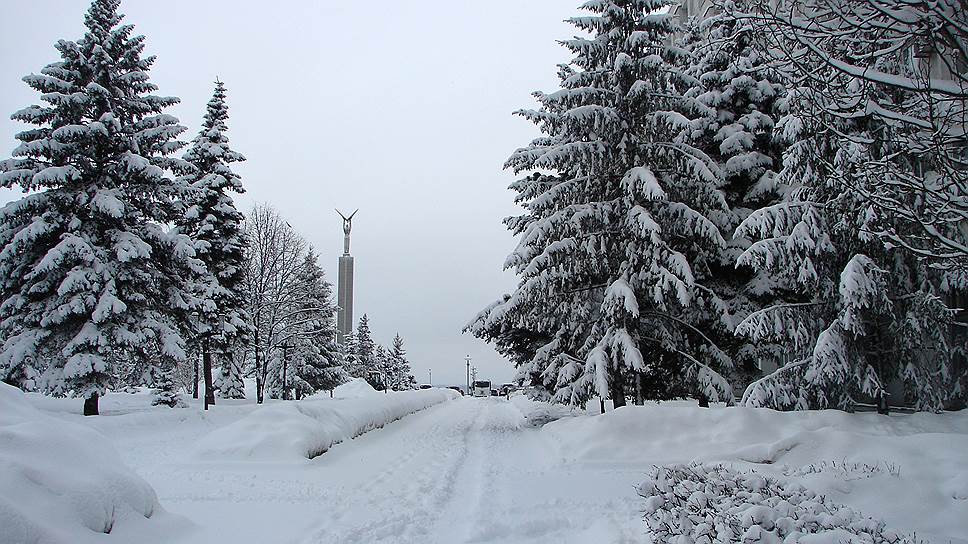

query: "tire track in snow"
xmin=295 ymin=398 xmax=484 ymax=544
xmin=434 ymin=398 xmax=537 ymax=543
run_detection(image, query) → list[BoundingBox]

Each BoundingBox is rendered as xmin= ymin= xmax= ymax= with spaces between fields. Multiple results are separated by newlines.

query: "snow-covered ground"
xmin=542 ymin=401 xmax=968 ymax=543
xmin=5 ymin=387 xmax=967 ymax=544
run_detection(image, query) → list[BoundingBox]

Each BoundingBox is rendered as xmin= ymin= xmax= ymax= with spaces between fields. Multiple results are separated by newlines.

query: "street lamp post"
xmin=465 ymin=355 xmax=471 ymax=396
xmin=428 ymin=369 xmax=432 ymax=386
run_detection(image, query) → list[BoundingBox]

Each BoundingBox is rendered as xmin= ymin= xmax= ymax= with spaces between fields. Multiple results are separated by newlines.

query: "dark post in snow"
xmin=876 ymin=389 xmax=890 ymax=415
xmin=203 ymin=337 xmax=215 ymax=410
xmin=465 ymin=355 xmax=471 ymax=396
xmin=84 ymin=393 xmax=99 ymax=416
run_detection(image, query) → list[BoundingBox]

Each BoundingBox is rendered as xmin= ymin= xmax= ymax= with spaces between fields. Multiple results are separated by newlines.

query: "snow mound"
xmin=639 ymin=463 xmax=922 ymax=543
xmin=194 ymin=388 xmax=458 ymax=462
xmin=0 ymin=383 xmax=163 ymax=543
xmin=544 ymin=403 xmax=968 ymax=542
xmin=332 ymin=377 xmax=383 ymax=398
xmin=510 ymin=394 xmax=575 ymax=426
xmin=542 ymin=403 xmax=968 ymax=466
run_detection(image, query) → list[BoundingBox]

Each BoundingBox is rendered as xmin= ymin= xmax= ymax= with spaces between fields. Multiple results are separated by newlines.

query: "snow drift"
xmin=331 ymin=376 xmax=385 ymax=398
xmin=194 ymin=385 xmax=458 ymax=462
xmin=543 ymin=402 xmax=968 ymax=542
xmin=0 ymin=383 xmax=164 ymax=544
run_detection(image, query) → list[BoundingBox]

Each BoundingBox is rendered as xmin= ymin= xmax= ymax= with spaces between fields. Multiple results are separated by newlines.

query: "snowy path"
xmin=285 ymin=397 xmax=646 ymax=544
xmin=109 ymin=396 xmax=649 ymax=544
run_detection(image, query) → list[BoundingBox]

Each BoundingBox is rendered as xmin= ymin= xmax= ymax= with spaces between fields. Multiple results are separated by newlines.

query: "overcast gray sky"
xmin=0 ymin=0 xmax=579 ymax=386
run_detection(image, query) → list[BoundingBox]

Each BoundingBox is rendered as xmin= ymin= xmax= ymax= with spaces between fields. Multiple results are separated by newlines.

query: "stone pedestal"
xmin=337 ymin=253 xmax=353 ymax=343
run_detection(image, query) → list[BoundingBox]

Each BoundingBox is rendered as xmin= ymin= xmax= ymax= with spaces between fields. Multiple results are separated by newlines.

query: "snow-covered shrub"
xmin=782 ymin=459 xmax=901 ymax=481
xmin=151 ymin=363 xmax=186 ymax=408
xmin=638 ymin=463 xmax=923 ymax=543
xmin=510 ymin=394 xmax=574 ymax=426
xmin=0 ymin=383 xmax=163 ymax=543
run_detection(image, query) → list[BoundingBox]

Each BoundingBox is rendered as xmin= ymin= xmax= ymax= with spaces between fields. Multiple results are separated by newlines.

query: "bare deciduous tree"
xmin=243 ymin=204 xmax=342 ymax=402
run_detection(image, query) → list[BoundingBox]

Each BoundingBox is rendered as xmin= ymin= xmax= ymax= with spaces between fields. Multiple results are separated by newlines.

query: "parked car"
xmin=490 ymin=389 xmax=498 ymax=396
xmin=419 ymin=384 xmax=432 ymax=390
xmin=447 ymin=386 xmax=464 ymax=395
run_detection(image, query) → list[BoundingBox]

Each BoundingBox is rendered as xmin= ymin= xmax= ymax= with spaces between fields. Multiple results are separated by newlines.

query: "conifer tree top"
xmin=182 ymin=79 xmax=245 ymax=193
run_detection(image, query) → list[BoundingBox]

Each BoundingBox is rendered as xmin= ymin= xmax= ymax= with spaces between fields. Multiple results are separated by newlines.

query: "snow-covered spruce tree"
xmin=216 ymin=349 xmax=246 ymax=399
xmin=290 ymin=248 xmax=345 ymax=399
xmin=388 ymin=333 xmax=415 ymax=390
xmin=674 ymin=4 xmax=790 ymax=395
xmin=0 ymin=0 xmax=201 ymax=415
xmin=734 ymin=0 xmax=967 ymax=411
xmin=346 ymin=314 xmax=376 ymax=380
xmin=468 ymin=0 xmax=734 ymax=407
xmin=340 ymin=327 xmax=360 ymax=380
xmin=738 ymin=0 xmax=968 ymax=275
xmin=151 ymin=358 xmax=186 ymax=408
xmin=370 ymin=345 xmax=390 ymax=391
xmin=175 ymin=79 xmax=250 ymax=408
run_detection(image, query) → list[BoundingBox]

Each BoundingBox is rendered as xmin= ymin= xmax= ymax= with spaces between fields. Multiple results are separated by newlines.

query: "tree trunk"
xmin=698 ymin=393 xmax=709 ymax=408
xmin=192 ymin=356 xmax=199 ymax=399
xmin=609 ymin=376 xmax=626 ymax=408
xmin=876 ymin=390 xmax=889 ymax=415
xmin=634 ymin=373 xmax=644 ymax=405
xmin=600 ymin=398 xmax=606 ymax=414
xmin=281 ymin=355 xmax=289 ymax=401
xmin=83 ymin=392 xmax=99 ymax=416
xmin=203 ymin=340 xmax=215 ymax=410
xmin=330 ymin=388 xmax=334 ymax=398
xmin=254 ymin=330 xmax=263 ymax=404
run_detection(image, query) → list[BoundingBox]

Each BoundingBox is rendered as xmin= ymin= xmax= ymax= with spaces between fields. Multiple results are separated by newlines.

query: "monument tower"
xmin=336 ymin=209 xmax=357 ymax=344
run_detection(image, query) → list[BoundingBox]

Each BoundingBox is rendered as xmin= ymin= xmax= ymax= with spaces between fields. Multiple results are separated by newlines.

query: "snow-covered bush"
xmin=0 ymin=383 xmax=163 ymax=543
xmin=638 ymin=463 xmax=923 ymax=543
xmin=781 ymin=459 xmax=901 ymax=481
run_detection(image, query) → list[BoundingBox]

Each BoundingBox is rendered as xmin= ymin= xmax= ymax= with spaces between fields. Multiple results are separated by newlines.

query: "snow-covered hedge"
xmin=194 ymin=387 xmax=458 ymax=462
xmin=0 ymin=383 xmax=162 ymax=543
xmin=638 ymin=463 xmax=923 ymax=543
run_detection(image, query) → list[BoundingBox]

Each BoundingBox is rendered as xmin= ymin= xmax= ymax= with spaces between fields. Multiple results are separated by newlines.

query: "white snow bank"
xmin=543 ymin=404 xmax=968 ymax=542
xmin=0 ymin=383 xmax=167 ymax=544
xmin=194 ymin=388 xmax=459 ymax=462
xmin=331 ymin=377 xmax=383 ymax=398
